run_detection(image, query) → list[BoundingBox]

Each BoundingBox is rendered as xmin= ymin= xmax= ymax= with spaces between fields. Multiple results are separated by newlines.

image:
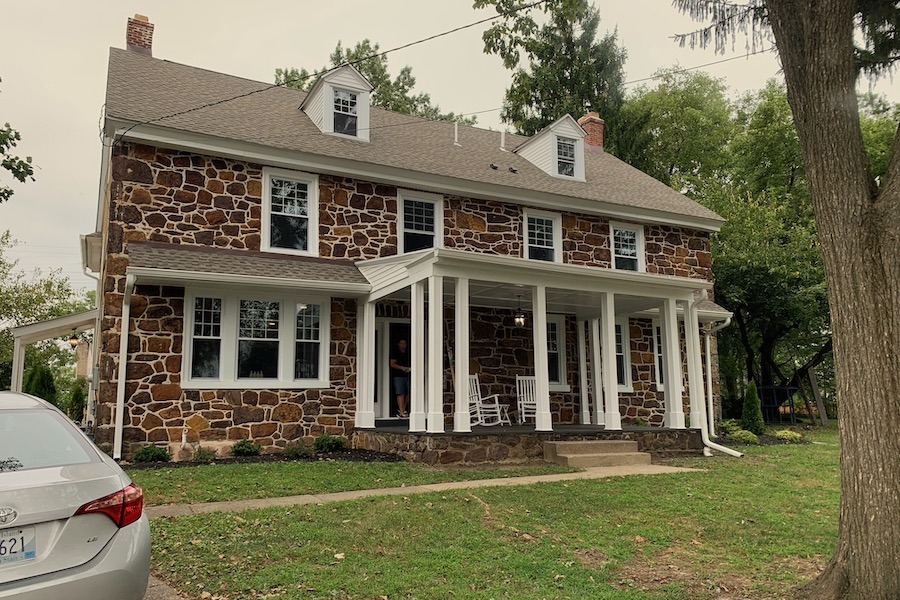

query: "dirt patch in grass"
xmin=574 ymin=547 xmax=610 ymax=570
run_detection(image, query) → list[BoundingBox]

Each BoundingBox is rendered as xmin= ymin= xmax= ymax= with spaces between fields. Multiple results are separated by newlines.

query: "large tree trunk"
xmin=765 ymin=1 xmax=900 ymax=598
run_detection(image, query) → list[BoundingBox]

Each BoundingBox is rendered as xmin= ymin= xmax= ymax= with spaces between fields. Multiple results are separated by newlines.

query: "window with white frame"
xmin=653 ymin=321 xmax=665 ymax=390
xmin=556 ymin=137 xmax=576 ymax=177
xmin=524 ymin=209 xmax=561 ymax=262
xmin=547 ymin=315 xmax=569 ymax=390
xmin=333 ymin=89 xmax=358 ymax=136
xmin=610 ymin=222 xmax=645 ymax=272
xmin=614 ymin=317 xmax=633 ymax=391
xmin=183 ymin=291 xmax=331 ymax=389
xmin=263 ymin=169 xmax=319 ymax=256
xmin=399 ymin=191 xmax=443 ymax=253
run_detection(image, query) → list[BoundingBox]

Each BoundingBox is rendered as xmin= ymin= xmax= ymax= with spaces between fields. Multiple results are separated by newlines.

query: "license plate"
xmin=0 ymin=526 xmax=36 ymax=565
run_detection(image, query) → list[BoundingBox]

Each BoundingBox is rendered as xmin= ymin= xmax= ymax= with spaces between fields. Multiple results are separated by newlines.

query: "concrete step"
xmin=544 ymin=440 xmax=639 ymax=462
xmin=555 ymin=452 xmax=653 ymax=468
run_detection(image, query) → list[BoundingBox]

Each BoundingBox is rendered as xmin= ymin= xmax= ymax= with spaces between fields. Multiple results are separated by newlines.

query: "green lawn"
xmin=128 ymin=460 xmax=573 ymax=506
xmin=150 ymin=426 xmax=839 ymax=599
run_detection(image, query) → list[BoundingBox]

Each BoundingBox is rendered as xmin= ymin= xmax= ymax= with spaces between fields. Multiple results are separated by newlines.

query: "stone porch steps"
xmin=544 ymin=440 xmax=652 ymax=468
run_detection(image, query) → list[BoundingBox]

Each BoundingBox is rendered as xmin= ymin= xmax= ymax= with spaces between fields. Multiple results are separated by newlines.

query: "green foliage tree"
xmin=740 ymin=381 xmax=766 ymax=435
xmin=674 ymin=1 xmax=900 ymax=596
xmin=68 ymin=377 xmax=88 ymax=422
xmin=1 ymin=78 xmax=35 ymax=204
xmin=475 ymin=0 xmax=626 ymax=140
xmin=23 ymin=364 xmax=58 ymax=407
xmin=276 ymin=39 xmax=475 ymax=125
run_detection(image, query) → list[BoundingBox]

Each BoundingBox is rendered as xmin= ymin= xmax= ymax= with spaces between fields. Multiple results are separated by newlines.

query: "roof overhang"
xmin=12 ymin=309 xmax=99 ymax=345
xmin=105 ymin=120 xmax=725 ymax=233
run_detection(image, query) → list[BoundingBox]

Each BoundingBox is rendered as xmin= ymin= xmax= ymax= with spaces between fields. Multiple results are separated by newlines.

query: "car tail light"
xmin=74 ymin=484 xmax=144 ymax=527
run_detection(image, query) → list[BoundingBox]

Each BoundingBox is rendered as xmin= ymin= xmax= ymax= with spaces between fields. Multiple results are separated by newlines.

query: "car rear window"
xmin=0 ymin=409 xmax=98 ymax=471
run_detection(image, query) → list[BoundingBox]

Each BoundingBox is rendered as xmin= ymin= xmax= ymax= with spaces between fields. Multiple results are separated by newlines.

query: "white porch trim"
xmin=576 ymin=319 xmax=591 ymax=424
xmin=683 ymin=299 xmax=705 ymax=429
xmin=531 ymin=285 xmax=552 ymax=431
xmin=589 ymin=318 xmax=604 ymax=426
xmin=409 ymin=281 xmax=427 ymax=432
xmin=10 ymin=309 xmax=99 ymax=392
xmin=661 ymin=297 xmax=686 ymax=429
xmin=426 ymin=276 xmax=445 ymax=433
xmin=599 ymin=292 xmax=622 ymax=430
xmin=355 ymin=300 xmax=376 ymax=428
xmin=453 ymin=278 xmax=471 ymax=432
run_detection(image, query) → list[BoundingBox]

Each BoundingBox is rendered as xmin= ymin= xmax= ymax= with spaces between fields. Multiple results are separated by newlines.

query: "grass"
xmin=150 ymin=425 xmax=840 ymax=599
xmin=127 ymin=461 xmax=573 ymax=506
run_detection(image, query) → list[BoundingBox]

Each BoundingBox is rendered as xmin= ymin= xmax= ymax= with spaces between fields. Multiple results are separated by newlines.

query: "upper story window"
xmin=333 ymin=89 xmax=358 ymax=137
xmin=556 ymin=137 xmax=576 ymax=177
xmin=610 ymin=221 xmax=645 ymax=272
xmin=398 ymin=190 xmax=443 ymax=253
xmin=524 ymin=209 xmax=562 ymax=263
xmin=263 ymin=168 xmax=319 ymax=257
xmin=184 ymin=290 xmax=331 ymax=389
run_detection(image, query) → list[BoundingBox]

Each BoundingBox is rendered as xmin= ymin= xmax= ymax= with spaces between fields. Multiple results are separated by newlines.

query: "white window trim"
xmin=523 ymin=208 xmax=563 ymax=264
xmin=325 ymin=84 xmax=371 ymax=142
xmin=262 ymin=167 xmax=320 ymax=257
xmin=615 ymin=317 xmax=634 ymax=392
xmin=397 ymin=189 xmax=444 ymax=254
xmin=547 ymin=314 xmax=571 ymax=393
xmin=610 ymin=221 xmax=646 ymax=273
xmin=183 ymin=289 xmax=331 ymax=390
xmin=552 ymin=135 xmax=585 ymax=181
xmin=652 ymin=319 xmax=665 ymax=392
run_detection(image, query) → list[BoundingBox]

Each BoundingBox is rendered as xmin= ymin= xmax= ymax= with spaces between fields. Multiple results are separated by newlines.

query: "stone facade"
xmin=96 ymin=142 xmax=719 ymax=458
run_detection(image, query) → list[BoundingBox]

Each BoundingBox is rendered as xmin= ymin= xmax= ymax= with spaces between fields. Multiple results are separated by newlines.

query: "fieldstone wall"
xmin=645 ymin=225 xmax=712 ymax=281
xmin=444 ymin=196 xmax=522 ymax=256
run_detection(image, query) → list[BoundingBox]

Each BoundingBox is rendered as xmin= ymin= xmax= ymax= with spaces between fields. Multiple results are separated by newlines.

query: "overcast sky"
xmin=2 ymin=1 xmax=898 ymax=294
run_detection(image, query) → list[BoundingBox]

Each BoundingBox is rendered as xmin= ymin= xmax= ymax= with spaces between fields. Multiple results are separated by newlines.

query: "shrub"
xmin=633 ymin=417 xmax=649 ymax=427
xmin=729 ymin=429 xmax=760 ymax=445
xmin=775 ymin=429 xmax=803 ymax=443
xmin=231 ymin=439 xmax=261 ymax=457
xmin=23 ymin=365 xmax=58 ymax=408
xmin=313 ymin=434 xmax=346 ymax=453
xmin=192 ymin=446 xmax=218 ymax=463
xmin=68 ymin=378 xmax=88 ymax=422
xmin=741 ymin=382 xmax=766 ymax=436
xmin=283 ymin=443 xmax=314 ymax=460
xmin=133 ymin=444 xmax=171 ymax=463
xmin=720 ymin=418 xmax=743 ymax=435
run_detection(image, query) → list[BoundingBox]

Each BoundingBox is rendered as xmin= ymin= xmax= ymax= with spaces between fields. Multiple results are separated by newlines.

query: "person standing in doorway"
xmin=390 ymin=338 xmax=411 ymax=418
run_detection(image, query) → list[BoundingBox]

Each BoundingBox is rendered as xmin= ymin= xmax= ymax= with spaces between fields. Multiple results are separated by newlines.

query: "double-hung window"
xmin=333 ymin=89 xmax=358 ymax=137
xmin=614 ymin=317 xmax=633 ymax=392
xmin=398 ymin=190 xmax=443 ymax=253
xmin=263 ymin=168 xmax=319 ymax=256
xmin=653 ymin=321 xmax=665 ymax=391
xmin=610 ymin=222 xmax=645 ymax=272
xmin=547 ymin=315 xmax=569 ymax=391
xmin=524 ymin=209 xmax=562 ymax=263
xmin=556 ymin=137 xmax=576 ymax=177
xmin=184 ymin=291 xmax=330 ymax=389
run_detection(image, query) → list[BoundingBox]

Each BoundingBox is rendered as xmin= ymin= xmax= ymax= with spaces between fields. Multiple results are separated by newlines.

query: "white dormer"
xmin=300 ymin=64 xmax=374 ymax=142
xmin=514 ymin=115 xmax=586 ymax=181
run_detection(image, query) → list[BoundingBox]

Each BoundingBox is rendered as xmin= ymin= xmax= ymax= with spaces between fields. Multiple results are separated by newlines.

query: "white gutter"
xmin=690 ymin=296 xmax=742 ymax=458
xmin=704 ymin=316 xmax=732 ymax=438
xmin=113 ymin=274 xmax=136 ymax=460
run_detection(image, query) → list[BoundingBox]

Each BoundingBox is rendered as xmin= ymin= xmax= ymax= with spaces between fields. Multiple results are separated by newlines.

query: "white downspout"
xmin=704 ymin=316 xmax=732 ymax=438
xmin=113 ymin=274 xmax=136 ymax=460
xmin=691 ymin=296 xmax=742 ymax=458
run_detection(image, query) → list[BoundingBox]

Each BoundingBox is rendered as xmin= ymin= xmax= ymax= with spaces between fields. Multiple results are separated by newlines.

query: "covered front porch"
xmin=353 ymin=248 xmax=727 ymax=438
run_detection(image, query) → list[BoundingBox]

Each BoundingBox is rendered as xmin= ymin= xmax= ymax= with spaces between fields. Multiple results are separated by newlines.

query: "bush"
xmin=283 ymin=443 xmax=314 ymax=460
xmin=23 ymin=365 xmax=58 ymax=408
xmin=133 ymin=444 xmax=171 ymax=463
xmin=720 ymin=418 xmax=743 ymax=435
xmin=68 ymin=378 xmax=88 ymax=422
xmin=192 ymin=446 xmax=218 ymax=463
xmin=741 ymin=382 xmax=766 ymax=436
xmin=729 ymin=429 xmax=760 ymax=445
xmin=775 ymin=429 xmax=803 ymax=443
xmin=633 ymin=417 xmax=649 ymax=427
xmin=231 ymin=439 xmax=262 ymax=457
xmin=313 ymin=434 xmax=346 ymax=453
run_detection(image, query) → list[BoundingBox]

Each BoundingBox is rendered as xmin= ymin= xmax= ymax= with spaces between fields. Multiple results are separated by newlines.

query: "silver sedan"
xmin=0 ymin=392 xmax=150 ymax=599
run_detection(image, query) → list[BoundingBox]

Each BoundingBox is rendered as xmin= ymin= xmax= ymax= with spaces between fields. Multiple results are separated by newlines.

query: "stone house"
xmin=79 ymin=16 xmax=732 ymax=461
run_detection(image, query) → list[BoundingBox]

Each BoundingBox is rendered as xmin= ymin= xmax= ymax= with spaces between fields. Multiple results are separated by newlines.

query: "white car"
xmin=0 ymin=392 xmax=150 ymax=599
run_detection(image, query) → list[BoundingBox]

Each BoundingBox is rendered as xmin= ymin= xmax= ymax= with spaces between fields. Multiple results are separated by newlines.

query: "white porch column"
xmin=426 ymin=275 xmax=445 ymax=433
xmin=683 ymin=299 xmax=705 ymax=430
xmin=661 ymin=297 xmax=686 ymax=428
xmin=599 ymin=292 xmax=622 ymax=430
xmin=409 ymin=281 xmax=427 ymax=432
xmin=704 ymin=330 xmax=717 ymax=437
xmin=453 ymin=277 xmax=471 ymax=432
xmin=532 ymin=285 xmax=552 ymax=431
xmin=589 ymin=318 xmax=605 ymax=426
xmin=10 ymin=337 xmax=25 ymax=392
xmin=576 ymin=319 xmax=591 ymax=424
xmin=354 ymin=299 xmax=376 ymax=428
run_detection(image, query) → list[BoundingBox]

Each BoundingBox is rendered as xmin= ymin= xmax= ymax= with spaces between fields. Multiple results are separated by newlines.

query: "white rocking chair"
xmin=468 ymin=375 xmax=511 ymax=426
xmin=515 ymin=375 xmax=538 ymax=424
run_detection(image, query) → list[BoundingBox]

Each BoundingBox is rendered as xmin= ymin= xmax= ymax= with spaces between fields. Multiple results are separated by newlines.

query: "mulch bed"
xmin=124 ymin=448 xmax=404 ymax=470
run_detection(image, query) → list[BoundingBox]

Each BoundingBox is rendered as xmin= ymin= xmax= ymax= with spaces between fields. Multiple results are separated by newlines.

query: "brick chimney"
xmin=578 ymin=112 xmax=605 ymax=149
xmin=126 ymin=14 xmax=154 ymax=56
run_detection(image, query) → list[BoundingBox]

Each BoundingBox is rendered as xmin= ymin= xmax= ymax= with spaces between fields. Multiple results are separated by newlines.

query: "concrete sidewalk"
xmin=143 ymin=463 xmax=698 ymax=598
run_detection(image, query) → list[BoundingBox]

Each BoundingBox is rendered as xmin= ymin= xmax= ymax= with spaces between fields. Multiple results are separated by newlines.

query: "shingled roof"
xmin=104 ymin=48 xmax=724 ymax=229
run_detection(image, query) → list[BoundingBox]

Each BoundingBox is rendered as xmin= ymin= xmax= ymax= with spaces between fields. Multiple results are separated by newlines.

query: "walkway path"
xmin=143 ymin=463 xmax=698 ymax=598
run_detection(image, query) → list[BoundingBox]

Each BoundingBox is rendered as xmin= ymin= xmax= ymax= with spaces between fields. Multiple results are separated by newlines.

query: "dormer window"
xmin=333 ymin=89 xmax=358 ymax=136
xmin=557 ymin=137 xmax=576 ymax=177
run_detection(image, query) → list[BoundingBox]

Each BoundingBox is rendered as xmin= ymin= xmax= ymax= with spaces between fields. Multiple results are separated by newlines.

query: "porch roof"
xmin=358 ymin=248 xmax=713 ymax=318
xmin=12 ymin=309 xmax=98 ymax=345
